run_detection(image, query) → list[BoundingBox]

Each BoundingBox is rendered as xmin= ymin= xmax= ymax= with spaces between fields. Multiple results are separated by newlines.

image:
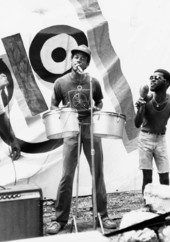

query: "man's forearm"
xmin=0 ymin=113 xmax=16 ymax=144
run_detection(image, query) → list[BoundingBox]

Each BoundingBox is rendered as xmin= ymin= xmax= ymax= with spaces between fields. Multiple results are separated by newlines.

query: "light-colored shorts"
xmin=138 ymin=131 xmax=170 ymax=173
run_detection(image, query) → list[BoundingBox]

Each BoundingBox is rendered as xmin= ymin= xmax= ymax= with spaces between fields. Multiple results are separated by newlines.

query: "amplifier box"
xmin=0 ymin=184 xmax=43 ymax=242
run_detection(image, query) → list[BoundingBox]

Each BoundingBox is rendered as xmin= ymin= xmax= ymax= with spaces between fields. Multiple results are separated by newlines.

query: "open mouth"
xmin=150 ymin=82 xmax=156 ymax=88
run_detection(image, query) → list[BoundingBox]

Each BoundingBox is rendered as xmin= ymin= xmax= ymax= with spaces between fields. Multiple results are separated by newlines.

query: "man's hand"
xmin=88 ymin=106 xmax=101 ymax=112
xmin=62 ymin=102 xmax=70 ymax=108
xmin=135 ymin=97 xmax=146 ymax=109
xmin=10 ymin=141 xmax=21 ymax=161
xmin=93 ymin=106 xmax=101 ymax=112
xmin=0 ymin=73 xmax=9 ymax=90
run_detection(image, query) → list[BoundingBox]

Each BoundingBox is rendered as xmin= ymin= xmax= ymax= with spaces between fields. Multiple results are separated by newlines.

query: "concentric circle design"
xmin=29 ymin=25 xmax=88 ymax=83
xmin=1 ymin=25 xmax=88 ymax=153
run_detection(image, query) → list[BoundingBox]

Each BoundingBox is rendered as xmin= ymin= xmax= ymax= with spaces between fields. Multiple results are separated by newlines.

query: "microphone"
xmin=77 ymin=65 xmax=84 ymax=74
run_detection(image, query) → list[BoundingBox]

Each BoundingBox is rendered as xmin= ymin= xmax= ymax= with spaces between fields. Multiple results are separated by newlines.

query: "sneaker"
xmin=45 ymin=221 xmax=61 ymax=234
xmin=102 ymin=216 xmax=117 ymax=229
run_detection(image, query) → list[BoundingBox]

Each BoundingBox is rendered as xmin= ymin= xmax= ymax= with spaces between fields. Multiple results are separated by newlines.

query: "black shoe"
xmin=102 ymin=216 xmax=117 ymax=229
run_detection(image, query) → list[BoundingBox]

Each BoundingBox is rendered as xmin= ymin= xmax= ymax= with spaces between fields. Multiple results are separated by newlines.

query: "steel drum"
xmin=43 ymin=108 xmax=79 ymax=139
xmin=93 ymin=111 xmax=126 ymax=139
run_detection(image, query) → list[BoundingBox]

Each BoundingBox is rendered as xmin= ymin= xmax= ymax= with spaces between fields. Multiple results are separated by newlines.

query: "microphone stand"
xmin=89 ymin=76 xmax=98 ymax=229
xmin=76 ymin=67 xmax=98 ymax=229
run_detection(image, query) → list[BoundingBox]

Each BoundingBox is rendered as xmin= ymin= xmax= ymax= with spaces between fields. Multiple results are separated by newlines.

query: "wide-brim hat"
xmin=71 ymin=45 xmax=91 ymax=58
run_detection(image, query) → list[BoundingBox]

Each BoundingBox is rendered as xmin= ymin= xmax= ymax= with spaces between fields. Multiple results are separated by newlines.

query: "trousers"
xmin=55 ymin=120 xmax=108 ymax=225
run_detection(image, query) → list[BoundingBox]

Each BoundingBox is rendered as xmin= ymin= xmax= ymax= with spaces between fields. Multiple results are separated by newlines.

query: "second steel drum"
xmin=93 ymin=111 xmax=126 ymax=139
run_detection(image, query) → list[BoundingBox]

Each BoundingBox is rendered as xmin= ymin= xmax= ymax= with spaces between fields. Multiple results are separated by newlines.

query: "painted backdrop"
xmin=0 ymin=0 xmax=170 ymax=199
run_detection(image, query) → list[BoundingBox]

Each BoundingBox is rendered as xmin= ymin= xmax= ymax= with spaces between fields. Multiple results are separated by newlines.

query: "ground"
xmin=43 ymin=190 xmax=144 ymax=241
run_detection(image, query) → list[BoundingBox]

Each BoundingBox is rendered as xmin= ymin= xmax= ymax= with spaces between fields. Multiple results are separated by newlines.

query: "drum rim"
xmin=42 ymin=108 xmax=77 ymax=118
xmin=42 ymin=110 xmax=58 ymax=118
xmin=93 ymin=111 xmax=126 ymax=119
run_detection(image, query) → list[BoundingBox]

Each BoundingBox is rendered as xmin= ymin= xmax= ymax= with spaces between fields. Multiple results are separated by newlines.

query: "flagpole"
xmin=89 ymin=76 xmax=98 ymax=229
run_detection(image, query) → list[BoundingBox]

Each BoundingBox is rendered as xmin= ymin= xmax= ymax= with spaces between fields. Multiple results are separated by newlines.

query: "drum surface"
xmin=93 ymin=111 xmax=126 ymax=139
xmin=43 ymin=108 xmax=79 ymax=139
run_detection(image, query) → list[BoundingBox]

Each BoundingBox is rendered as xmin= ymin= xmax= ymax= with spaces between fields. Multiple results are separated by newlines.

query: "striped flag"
xmin=70 ymin=0 xmax=139 ymax=152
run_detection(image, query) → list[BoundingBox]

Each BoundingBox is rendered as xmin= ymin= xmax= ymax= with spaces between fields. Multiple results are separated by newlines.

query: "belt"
xmin=141 ymin=130 xmax=165 ymax=135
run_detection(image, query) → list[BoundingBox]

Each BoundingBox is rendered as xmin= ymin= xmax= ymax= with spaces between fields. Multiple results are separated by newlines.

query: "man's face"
xmin=149 ymin=72 xmax=166 ymax=91
xmin=71 ymin=51 xmax=89 ymax=73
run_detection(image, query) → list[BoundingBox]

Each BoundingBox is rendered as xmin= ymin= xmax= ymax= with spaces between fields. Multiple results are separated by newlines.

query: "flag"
xmin=70 ymin=0 xmax=139 ymax=152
